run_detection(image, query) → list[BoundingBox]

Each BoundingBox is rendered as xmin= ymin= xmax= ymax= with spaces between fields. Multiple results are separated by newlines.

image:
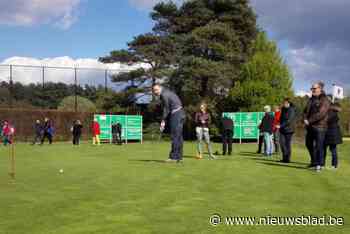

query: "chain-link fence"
xmin=0 ymin=64 xmax=132 ymax=111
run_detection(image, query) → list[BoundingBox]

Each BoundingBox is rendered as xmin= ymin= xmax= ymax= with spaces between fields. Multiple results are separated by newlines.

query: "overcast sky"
xmin=0 ymin=0 xmax=349 ymax=95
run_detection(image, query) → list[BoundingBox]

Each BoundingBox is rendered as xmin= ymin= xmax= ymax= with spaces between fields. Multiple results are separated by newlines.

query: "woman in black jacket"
xmin=323 ymin=103 xmax=343 ymax=169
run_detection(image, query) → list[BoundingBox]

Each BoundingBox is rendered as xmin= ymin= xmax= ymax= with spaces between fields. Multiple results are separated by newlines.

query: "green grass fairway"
xmin=1 ymin=142 xmax=349 ymax=234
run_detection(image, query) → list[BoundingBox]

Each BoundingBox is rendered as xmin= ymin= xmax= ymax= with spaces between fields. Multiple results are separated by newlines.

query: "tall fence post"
xmin=9 ymin=65 xmax=13 ymax=108
xmin=42 ymin=66 xmax=45 ymax=89
xmin=74 ymin=67 xmax=78 ymax=112
xmin=42 ymin=66 xmax=45 ymax=109
xmin=105 ymin=69 xmax=108 ymax=93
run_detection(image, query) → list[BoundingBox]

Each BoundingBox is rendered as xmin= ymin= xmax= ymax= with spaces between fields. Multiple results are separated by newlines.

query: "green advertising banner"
xmin=223 ymin=112 xmax=264 ymax=142
xmin=94 ymin=114 xmax=143 ymax=143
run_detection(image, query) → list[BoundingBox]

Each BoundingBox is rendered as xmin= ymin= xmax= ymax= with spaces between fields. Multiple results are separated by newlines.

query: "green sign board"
xmin=223 ymin=112 xmax=264 ymax=141
xmin=94 ymin=114 xmax=143 ymax=143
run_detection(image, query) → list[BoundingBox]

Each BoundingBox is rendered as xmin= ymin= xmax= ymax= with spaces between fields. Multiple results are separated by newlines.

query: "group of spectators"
xmin=258 ymin=98 xmax=297 ymax=163
xmin=257 ymin=81 xmax=343 ymax=171
xmin=32 ymin=118 xmax=55 ymax=145
xmin=91 ymin=120 xmax=122 ymax=146
xmin=192 ymin=81 xmax=343 ymax=172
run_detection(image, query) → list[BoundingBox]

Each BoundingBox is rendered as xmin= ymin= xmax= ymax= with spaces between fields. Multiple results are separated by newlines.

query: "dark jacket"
xmin=112 ymin=123 xmax=122 ymax=134
xmin=34 ymin=123 xmax=43 ymax=135
xmin=325 ymin=107 xmax=343 ymax=145
xmin=261 ymin=112 xmax=274 ymax=134
xmin=280 ymin=104 xmax=297 ymax=134
xmin=303 ymin=93 xmax=330 ymax=129
xmin=160 ymin=88 xmax=183 ymax=121
xmin=195 ymin=112 xmax=210 ymax=128
xmin=43 ymin=120 xmax=51 ymax=133
xmin=73 ymin=124 xmax=83 ymax=136
xmin=222 ymin=117 xmax=234 ymax=132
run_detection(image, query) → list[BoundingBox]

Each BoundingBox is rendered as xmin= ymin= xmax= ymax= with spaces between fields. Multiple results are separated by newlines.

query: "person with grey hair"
xmin=260 ymin=105 xmax=275 ymax=157
xmin=152 ymin=84 xmax=185 ymax=163
xmin=303 ymin=81 xmax=330 ymax=172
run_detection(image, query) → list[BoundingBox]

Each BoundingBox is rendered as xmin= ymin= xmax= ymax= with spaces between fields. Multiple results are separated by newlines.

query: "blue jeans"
xmin=169 ymin=110 xmax=185 ymax=160
xmin=263 ymin=132 xmax=273 ymax=155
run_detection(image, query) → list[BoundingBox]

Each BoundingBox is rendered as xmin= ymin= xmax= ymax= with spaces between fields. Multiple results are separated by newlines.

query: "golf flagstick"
xmin=9 ymin=137 xmax=15 ymax=180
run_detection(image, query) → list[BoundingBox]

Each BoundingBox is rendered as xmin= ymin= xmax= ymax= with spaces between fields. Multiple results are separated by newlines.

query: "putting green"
xmin=0 ymin=142 xmax=349 ymax=234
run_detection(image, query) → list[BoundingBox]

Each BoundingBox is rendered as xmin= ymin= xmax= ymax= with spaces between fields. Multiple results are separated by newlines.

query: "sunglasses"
xmin=311 ymin=87 xmax=320 ymax=91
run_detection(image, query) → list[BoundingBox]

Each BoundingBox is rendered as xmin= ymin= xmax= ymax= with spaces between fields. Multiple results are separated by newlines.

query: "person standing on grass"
xmin=92 ymin=119 xmax=101 ymax=145
xmin=112 ymin=122 xmax=122 ymax=145
xmin=222 ymin=116 xmax=234 ymax=156
xmin=72 ymin=120 xmax=83 ymax=145
xmin=261 ymin=105 xmax=274 ymax=157
xmin=194 ymin=103 xmax=216 ymax=160
xmin=304 ymin=81 xmax=330 ymax=172
xmin=32 ymin=120 xmax=43 ymax=145
xmin=2 ymin=120 xmax=14 ymax=146
xmin=256 ymin=121 xmax=264 ymax=154
xmin=273 ymin=105 xmax=281 ymax=154
xmin=279 ymin=98 xmax=297 ymax=163
xmin=322 ymin=102 xmax=343 ymax=169
xmin=152 ymin=84 xmax=185 ymax=163
xmin=41 ymin=118 xmax=53 ymax=145
xmin=116 ymin=122 xmax=122 ymax=145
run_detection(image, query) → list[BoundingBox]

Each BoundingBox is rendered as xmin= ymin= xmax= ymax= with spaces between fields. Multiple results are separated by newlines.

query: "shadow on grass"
xmin=239 ymin=151 xmax=261 ymax=157
xmin=183 ymin=155 xmax=197 ymax=159
xmin=256 ymin=161 xmax=308 ymax=170
xmin=246 ymin=156 xmax=309 ymax=166
xmin=128 ymin=159 xmax=166 ymax=163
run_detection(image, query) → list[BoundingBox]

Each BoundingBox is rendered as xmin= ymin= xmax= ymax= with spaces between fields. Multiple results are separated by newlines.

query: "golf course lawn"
xmin=0 ymin=141 xmax=349 ymax=234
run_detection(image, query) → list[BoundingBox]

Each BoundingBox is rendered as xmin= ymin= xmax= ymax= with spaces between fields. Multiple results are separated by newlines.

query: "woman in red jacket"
xmin=92 ymin=120 xmax=101 ymax=145
xmin=273 ymin=105 xmax=281 ymax=154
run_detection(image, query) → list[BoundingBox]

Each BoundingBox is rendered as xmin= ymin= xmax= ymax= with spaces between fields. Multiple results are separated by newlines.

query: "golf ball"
xmin=59 ymin=169 xmax=64 ymax=173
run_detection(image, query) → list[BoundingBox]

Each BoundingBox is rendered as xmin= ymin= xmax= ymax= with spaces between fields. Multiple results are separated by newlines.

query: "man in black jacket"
xmin=279 ymin=98 xmax=297 ymax=163
xmin=112 ymin=122 xmax=122 ymax=145
xmin=222 ymin=116 xmax=234 ymax=155
xmin=153 ymin=84 xmax=185 ymax=162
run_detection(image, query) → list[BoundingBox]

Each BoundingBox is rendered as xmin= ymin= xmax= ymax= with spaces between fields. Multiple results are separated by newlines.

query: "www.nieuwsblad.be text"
xmin=209 ymin=214 xmax=344 ymax=226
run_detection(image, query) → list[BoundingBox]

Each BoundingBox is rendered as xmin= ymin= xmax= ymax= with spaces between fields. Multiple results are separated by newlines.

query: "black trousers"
xmin=279 ymin=132 xmax=293 ymax=162
xmin=32 ymin=133 xmax=42 ymax=145
xmin=73 ymin=134 xmax=81 ymax=145
xmin=169 ymin=110 xmax=185 ymax=160
xmin=305 ymin=127 xmax=326 ymax=166
xmin=112 ymin=131 xmax=122 ymax=144
xmin=257 ymin=134 xmax=264 ymax=153
xmin=323 ymin=144 xmax=338 ymax=168
xmin=41 ymin=132 xmax=52 ymax=144
xmin=222 ymin=129 xmax=233 ymax=155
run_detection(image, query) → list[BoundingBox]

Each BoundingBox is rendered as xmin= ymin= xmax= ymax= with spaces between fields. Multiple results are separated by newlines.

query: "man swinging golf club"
xmin=152 ymin=84 xmax=185 ymax=163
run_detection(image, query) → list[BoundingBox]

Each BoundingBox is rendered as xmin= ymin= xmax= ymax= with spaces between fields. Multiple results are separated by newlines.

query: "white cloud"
xmin=286 ymin=44 xmax=350 ymax=92
xmin=128 ymin=0 xmax=183 ymax=10
xmin=0 ymin=56 xmax=150 ymax=87
xmin=295 ymin=90 xmax=311 ymax=97
xmin=0 ymin=0 xmax=81 ymax=29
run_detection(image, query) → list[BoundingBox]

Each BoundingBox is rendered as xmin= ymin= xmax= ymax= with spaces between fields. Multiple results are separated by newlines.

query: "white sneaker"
xmin=315 ymin=165 xmax=321 ymax=172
